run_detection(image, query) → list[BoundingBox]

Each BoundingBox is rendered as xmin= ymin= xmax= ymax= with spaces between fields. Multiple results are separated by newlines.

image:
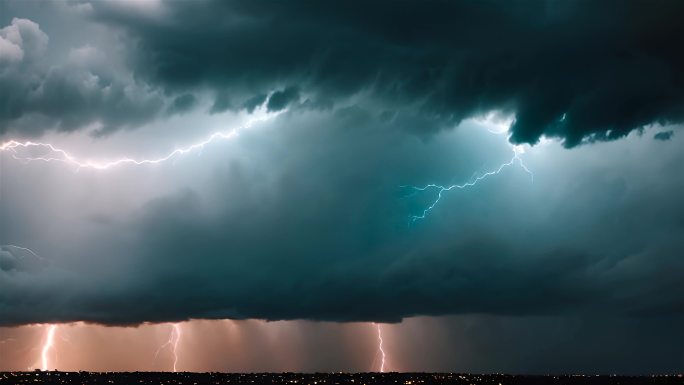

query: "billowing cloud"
xmin=3 ymin=1 xmax=683 ymax=144
xmin=0 ymin=2 xmax=683 ymax=374
xmin=82 ymin=0 xmax=684 ymax=147
xmin=653 ymin=130 xmax=674 ymax=141
xmin=0 ymin=18 xmax=47 ymax=64
xmin=1 ymin=109 xmax=683 ymax=326
xmin=267 ymin=86 xmax=300 ymax=112
xmin=0 ymin=15 xmax=165 ymax=137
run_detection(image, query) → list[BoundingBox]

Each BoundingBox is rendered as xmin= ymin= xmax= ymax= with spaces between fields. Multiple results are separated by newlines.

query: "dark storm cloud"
xmin=1 ymin=0 xmax=683 ymax=355
xmin=2 ymin=108 xmax=683 ymax=326
xmin=167 ymin=93 xmax=196 ymax=115
xmin=0 ymin=14 xmax=166 ymax=137
xmin=267 ymin=86 xmax=300 ymax=112
xmin=83 ymin=0 xmax=684 ymax=147
xmin=242 ymin=93 xmax=268 ymax=113
xmin=653 ymin=130 xmax=674 ymax=141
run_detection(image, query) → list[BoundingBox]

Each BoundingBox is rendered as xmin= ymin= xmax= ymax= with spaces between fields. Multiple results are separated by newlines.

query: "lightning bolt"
xmin=155 ymin=323 xmax=182 ymax=372
xmin=405 ymin=144 xmax=533 ymax=222
xmin=40 ymin=325 xmax=57 ymax=371
xmin=374 ymin=323 xmax=387 ymax=373
xmin=1 ymin=244 xmax=39 ymax=257
xmin=0 ymin=244 xmax=45 ymax=263
xmin=0 ymin=246 xmax=56 ymax=371
xmin=0 ymin=107 xmax=283 ymax=171
xmin=2 ymin=105 xmax=279 ymax=372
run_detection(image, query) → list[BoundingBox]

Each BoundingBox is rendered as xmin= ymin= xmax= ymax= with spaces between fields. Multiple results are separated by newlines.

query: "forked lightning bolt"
xmin=405 ymin=144 xmax=533 ymax=221
xmin=1 ymin=106 xmax=277 ymax=371
xmin=155 ymin=323 xmax=182 ymax=372
xmin=1 ymin=106 xmax=278 ymax=372
xmin=0 ymin=108 xmax=283 ymax=171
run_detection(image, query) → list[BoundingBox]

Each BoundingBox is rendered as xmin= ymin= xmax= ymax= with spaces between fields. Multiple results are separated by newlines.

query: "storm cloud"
xmin=0 ymin=2 xmax=683 ymax=374
xmin=0 ymin=12 xmax=168 ymax=137
xmin=80 ymin=0 xmax=684 ymax=147
xmin=0 ymin=1 xmax=682 ymax=144
xmin=2 ymin=107 xmax=683 ymax=326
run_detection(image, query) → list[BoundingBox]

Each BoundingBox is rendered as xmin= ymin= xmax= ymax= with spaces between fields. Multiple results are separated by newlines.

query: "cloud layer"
xmin=2 ymin=1 xmax=684 ymax=145
xmin=84 ymin=0 xmax=684 ymax=146
xmin=2 ymin=108 xmax=683 ymax=326
xmin=0 ymin=0 xmax=682 ymax=332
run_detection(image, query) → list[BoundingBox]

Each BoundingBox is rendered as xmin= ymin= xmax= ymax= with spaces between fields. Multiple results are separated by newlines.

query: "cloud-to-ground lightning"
xmin=373 ymin=323 xmax=387 ymax=373
xmin=0 ymin=246 xmax=56 ymax=371
xmin=405 ymin=143 xmax=533 ymax=222
xmin=40 ymin=325 xmax=58 ymax=371
xmin=1 ymin=103 xmax=277 ymax=372
xmin=0 ymin=108 xmax=283 ymax=171
xmin=155 ymin=323 xmax=182 ymax=372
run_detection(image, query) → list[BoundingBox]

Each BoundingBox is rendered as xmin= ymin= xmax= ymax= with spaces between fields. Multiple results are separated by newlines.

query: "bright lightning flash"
xmin=2 ymin=107 xmax=279 ymax=373
xmin=155 ymin=323 xmax=182 ymax=372
xmin=0 ymin=108 xmax=283 ymax=171
xmin=405 ymin=144 xmax=533 ymax=222
xmin=374 ymin=323 xmax=387 ymax=373
xmin=0 ymin=246 xmax=57 ymax=371
xmin=40 ymin=325 xmax=57 ymax=371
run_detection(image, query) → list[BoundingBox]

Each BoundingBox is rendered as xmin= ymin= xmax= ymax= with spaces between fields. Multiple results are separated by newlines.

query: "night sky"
xmin=1 ymin=0 xmax=683 ymax=374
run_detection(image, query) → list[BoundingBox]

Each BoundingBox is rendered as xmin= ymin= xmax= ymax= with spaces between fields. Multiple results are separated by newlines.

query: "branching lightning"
xmin=0 ymin=108 xmax=283 ymax=171
xmin=155 ymin=323 xmax=182 ymax=372
xmin=40 ymin=325 xmax=58 ymax=371
xmin=1 ymin=106 xmax=281 ymax=372
xmin=1 ymin=105 xmax=282 ymax=373
xmin=405 ymin=144 xmax=533 ymax=222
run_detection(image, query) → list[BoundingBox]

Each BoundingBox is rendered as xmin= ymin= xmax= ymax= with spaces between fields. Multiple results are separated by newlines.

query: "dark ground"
xmin=1 ymin=372 xmax=683 ymax=385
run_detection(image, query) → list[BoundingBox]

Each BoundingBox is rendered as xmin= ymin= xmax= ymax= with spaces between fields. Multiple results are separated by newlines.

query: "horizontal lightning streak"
xmin=0 ymin=109 xmax=283 ymax=171
xmin=0 ymin=107 xmax=280 ymax=372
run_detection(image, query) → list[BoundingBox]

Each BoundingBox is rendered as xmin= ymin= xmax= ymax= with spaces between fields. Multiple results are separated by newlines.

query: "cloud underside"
xmin=86 ymin=0 xmax=684 ymax=145
xmin=2 ymin=0 xmax=684 ymax=145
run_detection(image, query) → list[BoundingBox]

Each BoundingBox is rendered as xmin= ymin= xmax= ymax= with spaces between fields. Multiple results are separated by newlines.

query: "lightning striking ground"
xmin=1 ymin=106 xmax=280 ymax=372
xmin=40 ymin=325 xmax=57 ymax=371
xmin=0 ymin=108 xmax=283 ymax=171
xmin=405 ymin=144 xmax=533 ymax=222
xmin=155 ymin=323 xmax=182 ymax=372
xmin=0 ymin=246 xmax=56 ymax=371
xmin=374 ymin=323 xmax=387 ymax=373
